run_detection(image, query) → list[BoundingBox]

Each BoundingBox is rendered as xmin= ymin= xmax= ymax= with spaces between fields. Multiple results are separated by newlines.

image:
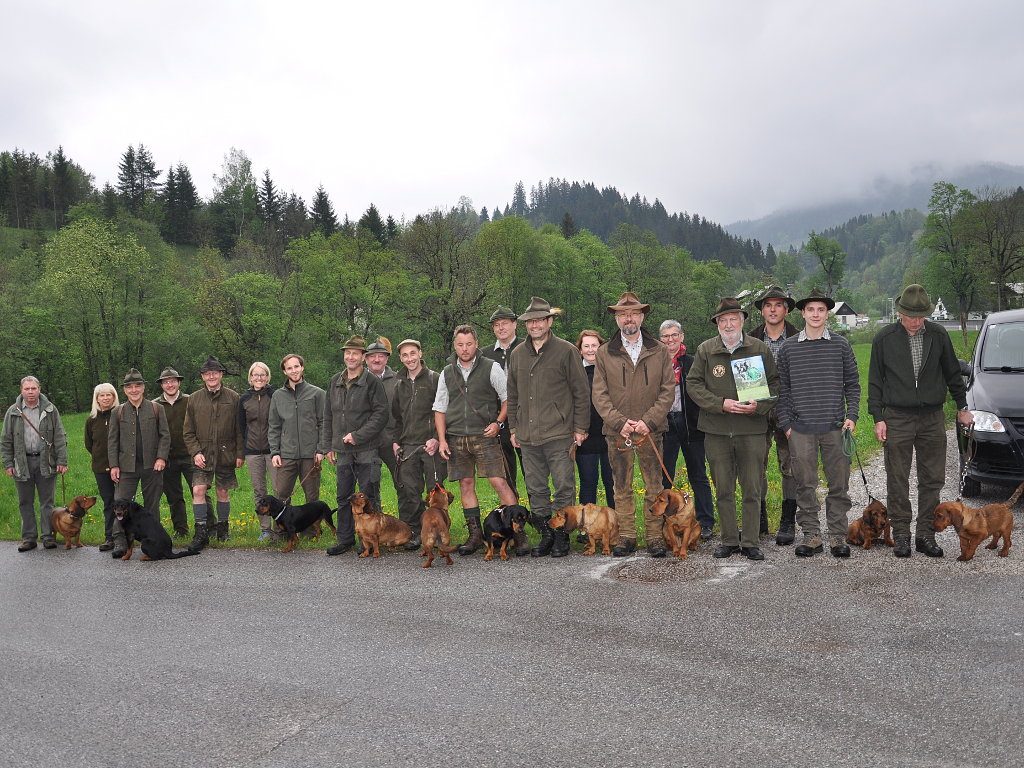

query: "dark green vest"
xmin=443 ymin=355 xmax=499 ymax=436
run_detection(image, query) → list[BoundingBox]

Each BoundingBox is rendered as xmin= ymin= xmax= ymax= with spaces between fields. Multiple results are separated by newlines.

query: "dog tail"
xmin=168 ymin=548 xmax=200 ymax=559
xmin=1005 ymin=480 xmax=1024 ymax=508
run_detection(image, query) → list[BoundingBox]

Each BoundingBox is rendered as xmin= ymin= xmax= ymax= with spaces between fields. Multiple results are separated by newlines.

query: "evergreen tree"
xmin=479 ymin=206 xmax=489 ymax=222
xmin=135 ymin=144 xmax=161 ymax=208
xmin=358 ymin=203 xmax=386 ymax=245
xmin=492 ymin=205 xmax=502 ymax=221
xmin=283 ymin=193 xmax=311 ymax=240
xmin=384 ymin=215 xmax=399 ymax=245
xmin=340 ymin=213 xmax=355 ymax=237
xmin=560 ymin=211 xmax=577 ymax=239
xmin=101 ymin=183 xmax=118 ymax=220
xmin=309 ymin=185 xmax=338 ymax=236
xmin=257 ymin=169 xmax=283 ymax=230
xmin=48 ymin=145 xmax=72 ymax=227
xmin=511 ymin=181 xmax=528 ymax=217
xmin=159 ymin=166 xmax=177 ymax=241
xmin=116 ymin=145 xmax=138 ymax=212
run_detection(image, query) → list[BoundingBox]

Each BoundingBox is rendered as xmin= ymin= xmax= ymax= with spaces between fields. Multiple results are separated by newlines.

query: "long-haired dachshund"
xmin=112 ymin=499 xmax=199 ymax=561
xmin=51 ymin=495 xmax=97 ymax=549
xmin=421 ymin=484 xmax=456 ymax=568
xmin=351 ymin=492 xmax=412 ymax=558
xmin=932 ymin=481 xmax=1022 ymax=561
xmin=651 ymin=488 xmax=701 ymax=559
xmin=846 ymin=498 xmax=892 ymax=550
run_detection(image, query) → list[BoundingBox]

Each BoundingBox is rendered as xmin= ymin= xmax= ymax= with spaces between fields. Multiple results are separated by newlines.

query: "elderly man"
xmin=434 ymin=324 xmax=519 ymax=555
xmin=507 ymin=297 xmax=591 ymax=557
xmin=183 ymin=356 xmax=244 ymax=550
xmin=322 ymin=336 xmax=389 ymax=556
xmin=658 ymin=319 xmax=716 ymax=540
xmin=155 ymin=367 xmax=193 ymax=537
xmin=482 ymin=305 xmax=523 ymax=496
xmin=868 ymin=284 xmax=973 ymax=558
xmin=391 ymin=338 xmax=447 ymax=550
xmin=687 ymin=298 xmax=779 ymax=561
xmin=1 ymin=376 xmax=69 ymax=552
xmin=592 ymin=292 xmax=675 ymax=557
xmin=749 ymin=285 xmax=800 ymax=544
xmin=365 ymin=338 xmax=399 ymax=512
xmin=776 ymin=289 xmax=860 ymax=558
xmin=269 ymin=353 xmax=325 ymax=510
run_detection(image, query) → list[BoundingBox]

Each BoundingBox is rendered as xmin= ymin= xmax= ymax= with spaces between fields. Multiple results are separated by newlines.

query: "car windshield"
xmin=981 ymin=321 xmax=1024 ymax=370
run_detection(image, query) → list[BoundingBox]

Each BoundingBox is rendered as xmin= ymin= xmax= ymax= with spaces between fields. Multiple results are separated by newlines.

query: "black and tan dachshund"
xmin=482 ymin=504 xmax=530 ymax=561
xmin=112 ymin=499 xmax=199 ymax=561
xmin=255 ymin=495 xmax=337 ymax=553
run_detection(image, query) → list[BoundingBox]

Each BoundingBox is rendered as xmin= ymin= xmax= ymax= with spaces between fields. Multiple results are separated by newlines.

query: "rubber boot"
xmin=513 ymin=527 xmax=531 ymax=556
xmin=550 ymin=526 xmax=570 ymax=558
xmin=776 ymin=499 xmax=797 ymax=546
xmin=531 ymin=515 xmax=554 ymax=557
xmin=759 ymin=498 xmax=770 ymax=537
xmin=458 ymin=512 xmax=483 ymax=555
xmin=189 ymin=522 xmax=209 ymax=552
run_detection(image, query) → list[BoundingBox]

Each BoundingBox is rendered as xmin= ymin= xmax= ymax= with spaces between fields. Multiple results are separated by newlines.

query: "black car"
xmin=957 ymin=308 xmax=1024 ymax=495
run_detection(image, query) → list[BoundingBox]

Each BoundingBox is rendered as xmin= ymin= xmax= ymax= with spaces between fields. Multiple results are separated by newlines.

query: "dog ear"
xmin=665 ymin=493 xmax=679 ymax=516
xmin=446 ymin=490 xmax=454 ymax=504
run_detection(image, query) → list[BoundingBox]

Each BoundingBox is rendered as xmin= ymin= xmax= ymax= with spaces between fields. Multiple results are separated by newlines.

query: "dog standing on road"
xmin=932 ymin=481 xmax=1022 ymax=561
xmin=50 ymin=495 xmax=97 ymax=549
xmin=421 ymin=484 xmax=456 ymax=568
xmin=255 ymin=495 xmax=337 ymax=553
xmin=482 ymin=504 xmax=530 ymax=561
xmin=549 ymin=503 xmax=618 ymax=556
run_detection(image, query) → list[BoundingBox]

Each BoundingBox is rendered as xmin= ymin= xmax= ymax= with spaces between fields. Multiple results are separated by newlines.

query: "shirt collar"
xmin=797 ymin=328 xmax=832 ymax=341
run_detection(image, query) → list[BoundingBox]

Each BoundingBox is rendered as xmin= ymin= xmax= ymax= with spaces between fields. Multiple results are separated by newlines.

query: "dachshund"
xmin=846 ymin=498 xmax=893 ymax=550
xmin=255 ymin=495 xmax=336 ymax=553
xmin=421 ymin=483 xmax=456 ymax=568
xmin=350 ymin=492 xmax=412 ymax=558
xmin=932 ymin=481 xmax=1022 ymax=561
xmin=112 ymin=499 xmax=199 ymax=561
xmin=549 ymin=503 xmax=619 ymax=556
xmin=50 ymin=495 xmax=97 ymax=549
xmin=650 ymin=488 xmax=701 ymax=559
xmin=482 ymin=504 xmax=530 ymax=561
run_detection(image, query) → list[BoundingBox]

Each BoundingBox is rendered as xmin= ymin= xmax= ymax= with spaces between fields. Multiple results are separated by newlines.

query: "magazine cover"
xmin=730 ymin=356 xmax=772 ymax=401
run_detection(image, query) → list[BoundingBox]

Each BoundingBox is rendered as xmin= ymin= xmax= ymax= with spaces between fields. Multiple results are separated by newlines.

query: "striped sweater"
xmin=776 ymin=331 xmax=860 ymax=434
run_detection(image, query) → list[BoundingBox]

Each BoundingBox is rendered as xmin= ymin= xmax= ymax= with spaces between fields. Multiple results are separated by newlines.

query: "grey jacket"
xmin=1 ymin=394 xmax=69 ymax=481
xmin=269 ymin=380 xmax=326 ymax=460
xmin=321 ymin=369 xmax=389 ymax=454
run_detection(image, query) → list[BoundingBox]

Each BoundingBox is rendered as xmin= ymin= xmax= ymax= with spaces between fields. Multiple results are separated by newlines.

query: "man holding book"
xmin=687 ymin=298 xmax=779 ymax=561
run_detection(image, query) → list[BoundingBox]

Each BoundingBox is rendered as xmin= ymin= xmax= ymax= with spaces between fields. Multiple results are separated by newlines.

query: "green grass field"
xmin=1 ymin=334 xmax=979 ymax=549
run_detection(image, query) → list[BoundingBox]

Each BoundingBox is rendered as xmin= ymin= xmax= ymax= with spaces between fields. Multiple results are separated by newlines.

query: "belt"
xmin=25 ymin=452 xmax=40 ymax=457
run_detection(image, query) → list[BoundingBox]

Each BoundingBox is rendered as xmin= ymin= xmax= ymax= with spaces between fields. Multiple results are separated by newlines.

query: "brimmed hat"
xmin=198 ymin=356 xmax=227 ymax=373
xmin=366 ymin=340 xmax=390 ymax=356
xmin=156 ymin=367 xmax=183 ymax=382
xmin=895 ymin=284 xmax=933 ymax=318
xmin=396 ymin=338 xmax=422 ymax=353
xmin=122 ymin=368 xmax=146 ymax=385
xmin=489 ymin=305 xmax=517 ymax=323
xmin=607 ymin=291 xmax=651 ymax=315
xmin=517 ymin=296 xmax=562 ymax=322
xmin=795 ymin=287 xmax=836 ymax=311
xmin=341 ymin=335 xmax=367 ymax=352
xmin=754 ymin=285 xmax=796 ymax=312
xmin=710 ymin=298 xmax=749 ymax=325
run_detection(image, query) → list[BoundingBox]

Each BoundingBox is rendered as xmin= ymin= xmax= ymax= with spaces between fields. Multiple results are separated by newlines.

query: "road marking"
xmin=588 ymin=555 xmax=640 ymax=579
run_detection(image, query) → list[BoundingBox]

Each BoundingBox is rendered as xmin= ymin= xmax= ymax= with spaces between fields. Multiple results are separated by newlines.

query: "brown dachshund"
xmin=932 ymin=481 xmax=1022 ymax=561
xmin=50 ymin=496 xmax=97 ymax=549
xmin=549 ymin=503 xmax=618 ymax=556
xmin=421 ymin=483 xmax=456 ymax=568
xmin=846 ymin=498 xmax=893 ymax=550
xmin=651 ymin=488 xmax=701 ymax=559
xmin=351 ymin=492 xmax=412 ymax=558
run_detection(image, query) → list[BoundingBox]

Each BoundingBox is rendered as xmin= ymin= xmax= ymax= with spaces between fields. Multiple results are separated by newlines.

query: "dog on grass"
xmin=255 ymin=495 xmax=336 ymax=553
xmin=421 ymin=484 xmax=456 ymax=568
xmin=650 ymin=488 xmax=701 ymax=559
xmin=50 ymin=495 xmax=97 ymax=549
xmin=482 ymin=504 xmax=530 ymax=561
xmin=846 ymin=498 xmax=893 ymax=550
xmin=350 ymin=492 xmax=412 ymax=558
xmin=931 ymin=481 xmax=1022 ymax=561
xmin=111 ymin=499 xmax=199 ymax=561
xmin=549 ymin=503 xmax=618 ymax=556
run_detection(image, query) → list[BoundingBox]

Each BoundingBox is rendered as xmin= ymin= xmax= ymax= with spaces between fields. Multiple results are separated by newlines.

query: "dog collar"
xmin=273 ymin=502 xmax=290 ymax=521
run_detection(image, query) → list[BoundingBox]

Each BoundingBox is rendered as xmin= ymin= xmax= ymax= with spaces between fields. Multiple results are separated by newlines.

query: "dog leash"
xmin=842 ymin=428 xmax=879 ymax=503
xmin=281 ymin=461 xmax=321 ymax=507
xmin=616 ymin=431 xmax=677 ymax=489
xmin=957 ymin=424 xmax=976 ymax=501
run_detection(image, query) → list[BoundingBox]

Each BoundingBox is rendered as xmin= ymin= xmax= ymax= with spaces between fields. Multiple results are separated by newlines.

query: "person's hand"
xmin=510 ymin=433 xmax=520 ymax=449
xmin=271 ymin=455 xmax=283 ymax=468
xmin=327 ymin=451 xmax=337 ymax=466
xmin=874 ymin=421 xmax=887 ymax=442
xmin=620 ymin=420 xmax=637 ymax=440
xmin=438 ymin=439 xmax=450 ymax=460
xmin=574 ymin=432 xmax=587 ymax=446
xmin=314 ymin=452 xmax=324 ymax=467
xmin=393 ymin=442 xmax=401 ymax=458
xmin=235 ymin=458 xmax=244 ymax=469
xmin=110 ymin=467 xmax=121 ymax=483
xmin=56 ymin=464 xmax=69 ymax=475
xmin=633 ymin=421 xmax=650 ymax=436
xmin=153 ymin=459 xmax=166 ymax=472
xmin=424 ymin=439 xmax=439 ymax=456
xmin=483 ymin=422 xmax=500 ymax=438
xmin=5 ymin=467 xmax=14 ymax=477
xmin=342 ymin=432 xmax=355 ymax=445
xmin=194 ymin=453 xmax=206 ymax=470
xmin=842 ymin=419 xmax=856 ymax=432
xmin=785 ymin=428 xmax=792 ymax=439
xmin=723 ymin=399 xmax=756 ymax=415
xmin=957 ymin=409 xmax=975 ymax=427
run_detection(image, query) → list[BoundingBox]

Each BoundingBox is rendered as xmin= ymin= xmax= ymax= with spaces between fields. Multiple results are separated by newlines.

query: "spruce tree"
xmin=511 ymin=181 xmax=528 ymax=217
xmin=560 ymin=211 xmax=577 ymax=239
xmin=492 ymin=205 xmax=502 ymax=221
xmin=309 ymin=185 xmax=338 ymax=236
xmin=479 ymin=206 xmax=489 ymax=222
xmin=101 ymin=183 xmax=118 ymax=220
xmin=116 ymin=145 xmax=139 ymax=213
xmin=358 ymin=203 xmax=386 ymax=245
xmin=257 ymin=169 xmax=282 ymax=229
xmin=283 ymin=193 xmax=311 ymax=240
xmin=384 ymin=215 xmax=399 ymax=245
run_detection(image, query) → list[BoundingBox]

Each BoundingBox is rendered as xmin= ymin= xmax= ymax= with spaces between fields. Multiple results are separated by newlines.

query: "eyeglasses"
xmin=659 ymin=332 xmax=681 ymax=340
xmin=251 ymin=373 xmax=269 ymax=379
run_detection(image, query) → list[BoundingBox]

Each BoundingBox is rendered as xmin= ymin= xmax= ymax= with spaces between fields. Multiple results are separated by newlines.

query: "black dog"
xmin=112 ymin=499 xmax=199 ymax=561
xmin=482 ymin=504 xmax=530 ymax=561
xmin=255 ymin=495 xmax=337 ymax=552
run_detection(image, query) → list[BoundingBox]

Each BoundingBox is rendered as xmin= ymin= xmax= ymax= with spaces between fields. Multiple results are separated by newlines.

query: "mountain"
xmin=726 ymin=162 xmax=1024 ymax=250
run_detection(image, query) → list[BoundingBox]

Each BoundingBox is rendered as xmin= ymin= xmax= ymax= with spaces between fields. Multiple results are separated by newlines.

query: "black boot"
xmin=759 ymin=499 xmax=770 ymax=537
xmin=776 ymin=499 xmax=797 ymax=546
xmin=531 ymin=515 xmax=554 ymax=557
xmin=513 ymin=527 xmax=531 ymax=556
xmin=550 ymin=526 xmax=570 ymax=558
xmin=189 ymin=522 xmax=209 ymax=552
xmin=458 ymin=514 xmax=483 ymax=555
xmin=215 ymin=520 xmax=229 ymax=542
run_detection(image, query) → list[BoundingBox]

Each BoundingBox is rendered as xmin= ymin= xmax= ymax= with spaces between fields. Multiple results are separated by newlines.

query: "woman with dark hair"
xmin=575 ymin=330 xmax=614 ymax=509
xmin=84 ymin=382 xmax=119 ymax=551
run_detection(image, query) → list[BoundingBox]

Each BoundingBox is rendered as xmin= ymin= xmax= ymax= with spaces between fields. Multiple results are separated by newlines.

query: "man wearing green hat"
xmin=482 ymin=305 xmax=523 ymax=495
xmin=155 ymin=367 xmax=193 ymax=537
xmin=868 ymin=284 xmax=973 ymax=558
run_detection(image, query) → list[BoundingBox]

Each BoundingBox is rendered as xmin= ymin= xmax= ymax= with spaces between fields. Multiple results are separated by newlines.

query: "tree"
xmin=804 ymin=232 xmax=846 ymax=297
xmin=210 ymin=147 xmax=258 ymax=248
xmin=257 ymin=170 xmax=283 ymax=231
xmin=282 ymin=193 xmax=311 ymax=240
xmin=920 ymin=181 xmax=979 ymax=342
xmin=560 ymin=211 xmax=577 ymax=239
xmin=116 ymin=144 xmax=161 ymax=215
xmin=968 ymin=187 xmax=1024 ymax=311
xmin=491 ymin=205 xmax=502 ymax=221
xmin=384 ymin=215 xmax=399 ymax=245
xmin=358 ymin=203 xmax=386 ymax=246
xmin=510 ymin=181 xmax=528 ymax=217
xmin=309 ymin=186 xmax=337 ymax=237
xmin=772 ymin=247 xmax=801 ymax=288
xmin=479 ymin=206 xmax=489 ymax=223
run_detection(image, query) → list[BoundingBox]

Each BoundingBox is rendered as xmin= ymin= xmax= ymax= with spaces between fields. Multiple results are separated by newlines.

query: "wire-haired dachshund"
xmin=112 ymin=499 xmax=198 ymax=561
xmin=255 ymin=495 xmax=337 ymax=553
xmin=482 ymin=504 xmax=530 ymax=561
xmin=51 ymin=495 xmax=97 ymax=549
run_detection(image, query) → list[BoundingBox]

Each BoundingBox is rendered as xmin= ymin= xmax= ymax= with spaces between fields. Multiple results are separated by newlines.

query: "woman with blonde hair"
xmin=239 ymin=361 xmax=277 ymax=541
xmin=84 ymin=382 xmax=120 ymax=551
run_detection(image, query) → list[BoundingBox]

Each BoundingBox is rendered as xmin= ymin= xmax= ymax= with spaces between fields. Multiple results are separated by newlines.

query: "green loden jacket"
xmin=686 ymin=333 xmax=779 ymax=436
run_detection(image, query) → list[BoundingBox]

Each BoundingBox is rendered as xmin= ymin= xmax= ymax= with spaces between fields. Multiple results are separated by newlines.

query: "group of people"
xmin=1 ymin=282 xmax=972 ymax=562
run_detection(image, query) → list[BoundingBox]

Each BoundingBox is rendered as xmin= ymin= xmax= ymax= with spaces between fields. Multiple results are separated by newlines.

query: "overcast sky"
xmin=6 ymin=0 xmax=1024 ymax=224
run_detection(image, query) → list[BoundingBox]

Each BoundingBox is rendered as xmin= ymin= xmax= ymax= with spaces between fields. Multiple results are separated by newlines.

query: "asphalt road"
xmin=2 ymin=432 xmax=1022 ymax=768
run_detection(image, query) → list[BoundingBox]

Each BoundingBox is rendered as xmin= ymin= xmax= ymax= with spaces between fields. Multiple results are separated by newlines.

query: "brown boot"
xmin=458 ymin=512 xmax=483 ymax=555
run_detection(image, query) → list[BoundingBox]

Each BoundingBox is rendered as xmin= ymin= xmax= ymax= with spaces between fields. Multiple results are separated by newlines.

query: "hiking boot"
xmin=795 ymin=534 xmax=823 ymax=557
xmin=612 ymin=539 xmax=637 ymax=557
xmin=894 ymin=537 xmax=912 ymax=558
xmin=776 ymin=499 xmax=797 ymax=546
xmin=550 ymin=526 xmax=570 ymax=558
xmin=914 ymin=537 xmax=943 ymax=558
xmin=830 ymin=536 xmax=851 ymax=558
xmin=458 ymin=515 xmax=484 ymax=556
xmin=326 ymin=541 xmax=354 ymax=556
xmin=42 ymin=535 xmax=57 ymax=550
xmin=404 ymin=534 xmax=421 ymax=551
xmin=513 ymin=527 xmax=531 ymax=556
xmin=647 ymin=539 xmax=668 ymax=558
xmin=17 ymin=540 xmax=36 ymax=552
xmin=531 ymin=515 xmax=554 ymax=557
xmin=215 ymin=520 xmax=229 ymax=542
xmin=189 ymin=522 xmax=209 ymax=552
xmin=98 ymin=539 xmax=115 ymax=552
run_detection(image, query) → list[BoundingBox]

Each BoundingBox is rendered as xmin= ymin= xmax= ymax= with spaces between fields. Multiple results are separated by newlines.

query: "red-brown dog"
xmin=351 ymin=492 xmax=412 ymax=558
xmin=846 ymin=498 xmax=893 ymax=550
xmin=932 ymin=481 xmax=1022 ymax=561
xmin=650 ymin=488 xmax=700 ymax=559
xmin=549 ymin=503 xmax=619 ymax=556
xmin=50 ymin=496 xmax=97 ymax=549
xmin=421 ymin=483 xmax=456 ymax=568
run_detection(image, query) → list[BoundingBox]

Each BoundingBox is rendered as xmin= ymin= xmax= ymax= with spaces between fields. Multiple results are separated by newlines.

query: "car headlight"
xmin=969 ymin=410 xmax=1005 ymax=433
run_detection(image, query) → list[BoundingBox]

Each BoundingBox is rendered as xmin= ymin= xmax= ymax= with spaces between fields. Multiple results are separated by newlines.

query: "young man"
xmin=687 ymin=298 xmax=779 ymax=561
xmin=391 ymin=338 xmax=447 ymax=550
xmin=592 ymin=292 xmax=675 ymax=557
xmin=321 ymin=336 xmax=389 ymax=556
xmin=155 ymin=367 xmax=193 ymax=537
xmin=365 ymin=338 xmax=399 ymax=512
xmin=1 ymin=376 xmax=69 ymax=552
xmin=749 ymin=285 xmax=799 ymax=544
xmin=506 ymin=297 xmax=590 ymax=557
xmin=868 ymin=284 xmax=973 ymax=558
xmin=183 ymin=356 xmax=244 ymax=549
xmin=269 ymin=353 xmax=325 ymax=509
xmin=434 ymin=324 xmax=518 ymax=555
xmin=108 ymin=368 xmax=171 ymax=557
xmin=776 ymin=289 xmax=860 ymax=558
xmin=482 ymin=305 xmax=523 ymax=495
